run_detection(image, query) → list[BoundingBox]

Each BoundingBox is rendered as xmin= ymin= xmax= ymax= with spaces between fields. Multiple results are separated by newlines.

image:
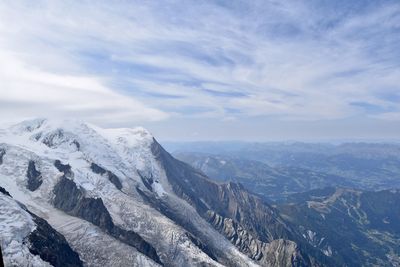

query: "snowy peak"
xmin=0 ymin=117 xmax=166 ymax=208
xmin=9 ymin=118 xmax=47 ymax=133
xmin=1 ymin=118 xmax=157 ymax=172
xmin=5 ymin=118 xmax=154 ymax=148
xmin=93 ymin=125 xmax=154 ymax=151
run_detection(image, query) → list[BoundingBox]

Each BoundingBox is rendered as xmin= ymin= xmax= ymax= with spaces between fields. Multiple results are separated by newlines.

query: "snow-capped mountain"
xmin=0 ymin=119 xmax=329 ymax=267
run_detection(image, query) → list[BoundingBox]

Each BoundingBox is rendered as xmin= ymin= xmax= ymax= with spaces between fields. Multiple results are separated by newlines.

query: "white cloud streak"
xmin=0 ymin=50 xmax=167 ymax=124
xmin=0 ymin=0 xmax=399 ymax=128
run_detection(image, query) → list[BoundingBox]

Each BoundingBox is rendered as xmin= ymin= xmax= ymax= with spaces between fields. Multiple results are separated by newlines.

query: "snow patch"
xmin=323 ymin=246 xmax=333 ymax=257
xmin=152 ymin=180 xmax=166 ymax=197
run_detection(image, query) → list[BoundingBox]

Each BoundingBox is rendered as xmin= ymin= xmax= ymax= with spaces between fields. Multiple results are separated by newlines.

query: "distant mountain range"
xmin=173 ymin=152 xmax=354 ymax=202
xmin=169 ymin=141 xmax=400 ymax=192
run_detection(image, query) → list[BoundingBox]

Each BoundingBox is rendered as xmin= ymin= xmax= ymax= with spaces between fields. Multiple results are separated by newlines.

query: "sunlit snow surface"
xmin=0 ymin=194 xmax=50 ymax=267
xmin=0 ymin=119 xmax=256 ymax=267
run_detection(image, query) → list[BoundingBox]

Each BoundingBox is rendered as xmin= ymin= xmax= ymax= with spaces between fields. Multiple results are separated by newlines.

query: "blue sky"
xmin=0 ymin=0 xmax=399 ymax=141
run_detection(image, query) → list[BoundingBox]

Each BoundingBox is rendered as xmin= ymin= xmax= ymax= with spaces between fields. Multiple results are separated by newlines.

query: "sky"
xmin=0 ymin=0 xmax=399 ymax=141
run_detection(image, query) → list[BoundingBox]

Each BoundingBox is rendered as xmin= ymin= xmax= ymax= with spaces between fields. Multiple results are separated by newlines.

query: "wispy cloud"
xmin=0 ymin=0 xmax=399 ymax=134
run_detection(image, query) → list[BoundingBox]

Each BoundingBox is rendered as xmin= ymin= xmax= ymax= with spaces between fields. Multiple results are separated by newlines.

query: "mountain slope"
xmin=0 ymin=186 xmax=82 ymax=267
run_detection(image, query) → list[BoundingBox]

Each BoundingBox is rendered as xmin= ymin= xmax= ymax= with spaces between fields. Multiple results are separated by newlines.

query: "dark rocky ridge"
xmin=0 ymin=244 xmax=4 ymax=267
xmin=52 ymin=173 xmax=161 ymax=265
xmin=0 ymin=148 xmax=5 ymax=165
xmin=27 ymin=210 xmax=83 ymax=267
xmin=0 ymin=186 xmax=11 ymax=197
xmin=72 ymin=140 xmax=80 ymax=151
xmin=26 ymin=161 xmax=43 ymax=191
xmin=42 ymin=129 xmax=65 ymax=147
xmin=206 ymin=210 xmax=266 ymax=261
xmin=151 ymin=139 xmax=332 ymax=266
xmin=54 ymin=160 xmax=73 ymax=177
xmin=138 ymin=171 xmax=154 ymax=192
xmin=90 ymin=163 xmax=122 ymax=190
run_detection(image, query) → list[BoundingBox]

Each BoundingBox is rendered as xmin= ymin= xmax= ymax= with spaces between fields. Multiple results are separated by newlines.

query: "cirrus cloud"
xmin=0 ymin=0 xmax=399 ymax=139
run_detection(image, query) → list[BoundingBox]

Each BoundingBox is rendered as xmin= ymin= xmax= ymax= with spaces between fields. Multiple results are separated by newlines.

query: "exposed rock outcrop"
xmin=54 ymin=160 xmax=73 ymax=177
xmin=0 ymin=186 xmax=11 ymax=197
xmin=138 ymin=171 xmax=154 ymax=192
xmin=42 ymin=129 xmax=65 ymax=148
xmin=27 ymin=210 xmax=83 ymax=267
xmin=207 ymin=211 xmax=309 ymax=266
xmin=207 ymin=210 xmax=266 ymax=261
xmin=263 ymin=239 xmax=307 ymax=267
xmin=90 ymin=163 xmax=122 ymax=190
xmin=0 ymin=148 xmax=5 ymax=165
xmin=0 ymin=244 xmax=4 ymax=267
xmin=26 ymin=161 xmax=43 ymax=191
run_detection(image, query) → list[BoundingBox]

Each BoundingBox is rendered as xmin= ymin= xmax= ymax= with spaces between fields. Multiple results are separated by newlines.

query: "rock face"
xmin=90 ymin=163 xmax=122 ymax=190
xmin=26 ymin=160 xmax=43 ymax=191
xmin=0 ymin=244 xmax=4 ymax=267
xmin=54 ymin=160 xmax=72 ymax=177
xmin=207 ymin=210 xmax=267 ymax=261
xmin=263 ymin=239 xmax=306 ymax=267
xmin=0 ymin=148 xmax=5 ymax=165
xmin=27 ymin=211 xmax=83 ymax=267
xmin=53 ymin=176 xmax=113 ymax=229
xmin=0 ymin=186 xmax=11 ymax=197
xmin=53 ymin=175 xmax=161 ymax=264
